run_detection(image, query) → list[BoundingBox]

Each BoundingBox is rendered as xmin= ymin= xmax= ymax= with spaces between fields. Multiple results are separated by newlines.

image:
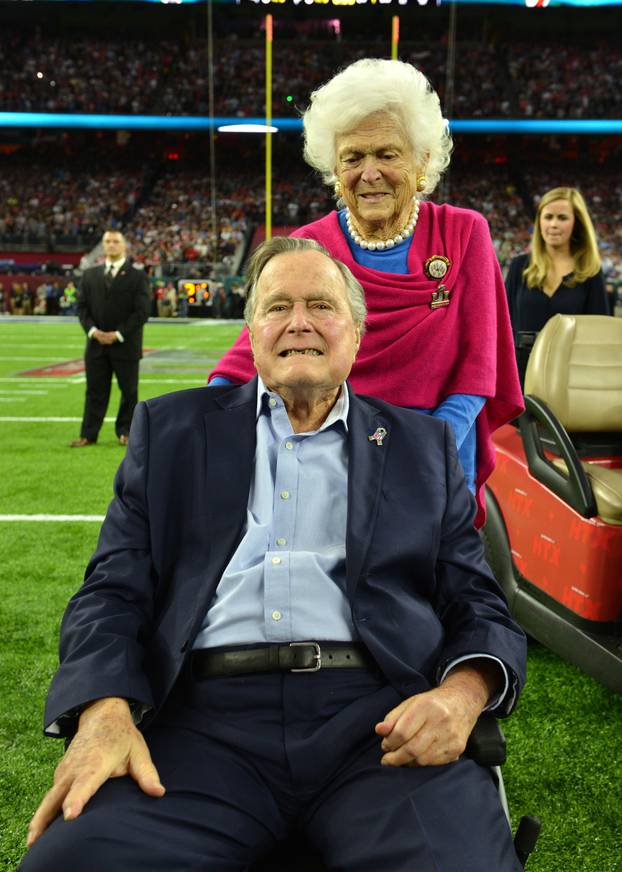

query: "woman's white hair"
xmin=302 ymin=58 xmax=452 ymax=197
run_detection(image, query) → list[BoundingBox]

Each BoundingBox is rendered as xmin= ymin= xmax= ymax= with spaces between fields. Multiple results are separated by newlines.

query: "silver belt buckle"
xmin=289 ymin=641 xmax=322 ymax=672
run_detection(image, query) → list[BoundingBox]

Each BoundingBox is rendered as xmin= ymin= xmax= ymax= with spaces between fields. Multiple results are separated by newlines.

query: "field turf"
xmin=0 ymin=318 xmax=620 ymax=871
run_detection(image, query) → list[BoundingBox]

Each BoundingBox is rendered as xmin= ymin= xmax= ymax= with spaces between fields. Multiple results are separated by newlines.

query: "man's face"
xmin=249 ymin=250 xmax=361 ymax=395
xmin=102 ymin=232 xmax=126 ymax=262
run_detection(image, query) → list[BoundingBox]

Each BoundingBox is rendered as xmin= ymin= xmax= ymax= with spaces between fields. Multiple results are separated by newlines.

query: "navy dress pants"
xmin=20 ymin=668 xmax=521 ymax=872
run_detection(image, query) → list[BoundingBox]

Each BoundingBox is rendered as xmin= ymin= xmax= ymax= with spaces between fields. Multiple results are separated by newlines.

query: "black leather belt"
xmin=192 ymin=642 xmax=374 ymax=678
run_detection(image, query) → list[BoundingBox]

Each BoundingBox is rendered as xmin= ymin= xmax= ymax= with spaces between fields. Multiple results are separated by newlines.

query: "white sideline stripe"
xmin=0 ymin=514 xmax=105 ymax=522
xmin=0 ymin=356 xmax=70 ymax=361
xmin=140 ymin=378 xmax=204 ymax=384
xmin=0 ymin=378 xmax=75 ymax=384
xmin=0 ymin=389 xmax=49 ymax=394
xmin=0 ymin=397 xmax=26 ymax=402
xmin=189 ymin=319 xmax=244 ymax=327
xmin=0 ymin=343 xmax=84 ymax=348
xmin=0 ymin=416 xmax=114 ymax=422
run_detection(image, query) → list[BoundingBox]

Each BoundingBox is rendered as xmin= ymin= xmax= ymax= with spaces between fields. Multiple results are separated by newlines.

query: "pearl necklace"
xmin=345 ymin=197 xmax=420 ymax=251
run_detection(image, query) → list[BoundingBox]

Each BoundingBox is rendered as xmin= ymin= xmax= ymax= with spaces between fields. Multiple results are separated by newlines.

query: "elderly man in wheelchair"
xmin=20 ymin=238 xmax=533 ymax=872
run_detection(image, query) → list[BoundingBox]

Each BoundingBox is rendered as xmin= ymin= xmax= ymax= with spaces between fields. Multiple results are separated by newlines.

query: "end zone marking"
xmin=20 ymin=349 xmax=157 ymax=378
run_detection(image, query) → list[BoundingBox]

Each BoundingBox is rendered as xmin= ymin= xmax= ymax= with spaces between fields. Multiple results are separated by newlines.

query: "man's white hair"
xmin=303 ymin=58 xmax=452 ymax=196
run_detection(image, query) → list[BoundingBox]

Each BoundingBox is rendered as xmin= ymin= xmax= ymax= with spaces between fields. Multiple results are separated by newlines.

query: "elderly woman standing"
xmin=210 ymin=59 xmax=523 ymax=527
xmin=505 ymin=186 xmax=608 ymax=386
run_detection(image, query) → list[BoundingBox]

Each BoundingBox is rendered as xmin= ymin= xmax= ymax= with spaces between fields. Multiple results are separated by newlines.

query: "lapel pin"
xmin=430 ymin=284 xmax=450 ymax=309
xmin=368 ymin=427 xmax=388 ymax=446
xmin=424 ymin=255 xmax=450 ymax=281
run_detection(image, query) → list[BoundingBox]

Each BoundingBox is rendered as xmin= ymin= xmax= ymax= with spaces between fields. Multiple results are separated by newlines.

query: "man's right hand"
xmin=93 ymin=329 xmax=116 ymax=345
xmin=27 ymin=697 xmax=165 ymax=849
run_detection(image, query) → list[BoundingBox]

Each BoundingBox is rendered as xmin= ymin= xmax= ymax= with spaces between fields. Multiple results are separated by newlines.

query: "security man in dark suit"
xmin=70 ymin=229 xmax=151 ymax=448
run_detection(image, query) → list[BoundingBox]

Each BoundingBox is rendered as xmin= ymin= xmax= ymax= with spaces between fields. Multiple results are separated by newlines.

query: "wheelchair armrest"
xmin=466 ymin=713 xmax=506 ymax=767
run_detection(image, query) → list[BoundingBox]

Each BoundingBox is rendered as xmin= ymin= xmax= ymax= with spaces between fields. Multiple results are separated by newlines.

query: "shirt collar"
xmin=256 ymin=375 xmax=349 ymax=433
xmin=105 ymin=258 xmax=124 ymax=273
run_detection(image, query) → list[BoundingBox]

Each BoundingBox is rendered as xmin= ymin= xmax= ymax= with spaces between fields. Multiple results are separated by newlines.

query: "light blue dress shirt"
xmin=196 ymin=380 xmax=511 ymax=712
xmin=194 ymin=379 xmax=357 ymax=648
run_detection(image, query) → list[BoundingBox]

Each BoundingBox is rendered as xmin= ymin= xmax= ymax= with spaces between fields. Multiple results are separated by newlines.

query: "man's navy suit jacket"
xmin=44 ymin=378 xmax=526 ymax=735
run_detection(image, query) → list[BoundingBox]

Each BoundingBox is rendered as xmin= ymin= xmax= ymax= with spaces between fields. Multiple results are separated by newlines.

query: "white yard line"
xmin=0 ymin=356 xmax=77 ymax=361
xmin=0 ymin=343 xmax=84 ymax=348
xmin=0 ymin=416 xmax=115 ymax=422
xmin=189 ymin=320 xmax=244 ymax=327
xmin=0 ymin=514 xmax=105 ymax=522
xmin=0 ymin=389 xmax=49 ymax=395
xmin=0 ymin=397 xmax=26 ymax=402
xmin=139 ymin=378 xmax=205 ymax=384
xmin=0 ymin=378 xmax=76 ymax=384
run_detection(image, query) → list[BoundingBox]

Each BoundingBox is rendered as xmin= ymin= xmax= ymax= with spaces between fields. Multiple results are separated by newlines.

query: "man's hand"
xmin=374 ymin=661 xmax=500 ymax=767
xmin=93 ymin=329 xmax=117 ymax=345
xmin=27 ymin=697 xmax=164 ymax=849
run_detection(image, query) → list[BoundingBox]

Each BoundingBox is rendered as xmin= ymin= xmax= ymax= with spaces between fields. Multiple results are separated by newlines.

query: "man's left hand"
xmin=374 ymin=661 xmax=499 ymax=767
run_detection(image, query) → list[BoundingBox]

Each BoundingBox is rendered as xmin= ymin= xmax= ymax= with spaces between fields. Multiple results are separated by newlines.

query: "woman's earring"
xmin=417 ymin=175 xmax=427 ymax=192
xmin=334 ymin=180 xmax=342 ymax=197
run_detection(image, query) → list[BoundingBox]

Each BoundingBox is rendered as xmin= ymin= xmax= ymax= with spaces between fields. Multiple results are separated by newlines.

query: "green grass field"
xmin=0 ymin=318 xmax=620 ymax=871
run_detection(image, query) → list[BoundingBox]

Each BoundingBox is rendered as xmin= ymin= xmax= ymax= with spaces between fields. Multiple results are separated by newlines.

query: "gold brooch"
xmin=430 ymin=285 xmax=450 ymax=309
xmin=424 ymin=255 xmax=450 ymax=281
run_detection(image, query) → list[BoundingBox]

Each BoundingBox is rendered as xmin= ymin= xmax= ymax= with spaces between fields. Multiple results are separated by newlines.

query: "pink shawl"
xmin=210 ymin=202 xmax=523 ymax=526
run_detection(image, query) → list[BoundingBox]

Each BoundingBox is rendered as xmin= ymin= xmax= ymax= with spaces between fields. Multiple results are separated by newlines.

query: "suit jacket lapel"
xmin=345 ymin=386 xmax=390 ymax=598
xmin=203 ymin=378 xmax=258 ymax=579
xmin=114 ymin=259 xmax=128 ymax=283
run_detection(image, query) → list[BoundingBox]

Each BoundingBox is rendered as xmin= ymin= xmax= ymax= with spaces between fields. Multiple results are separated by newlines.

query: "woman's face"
xmin=539 ymin=198 xmax=575 ymax=251
xmin=334 ymin=113 xmax=419 ymax=236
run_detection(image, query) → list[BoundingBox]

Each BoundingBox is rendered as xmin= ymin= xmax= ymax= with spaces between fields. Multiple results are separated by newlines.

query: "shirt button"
xmin=269 ymin=398 xmax=277 ymax=408
xmin=280 ymin=490 xmax=290 ymax=500
xmin=271 ymin=556 xmax=281 ymax=565
xmin=271 ymin=610 xmax=282 ymax=621
xmin=285 ymin=441 xmax=294 ymax=450
xmin=276 ymin=538 xmax=286 ymax=546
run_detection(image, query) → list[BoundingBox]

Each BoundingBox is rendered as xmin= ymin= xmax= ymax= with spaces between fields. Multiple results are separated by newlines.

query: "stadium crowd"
xmin=2 ymin=157 xmax=620 ymax=319
xmin=124 ymin=171 xmax=248 ymax=275
xmin=507 ymin=42 xmax=622 ymax=119
xmin=0 ymin=164 xmax=145 ymax=247
xmin=1 ymin=12 xmax=620 ymax=317
xmin=1 ymin=32 xmax=620 ymax=121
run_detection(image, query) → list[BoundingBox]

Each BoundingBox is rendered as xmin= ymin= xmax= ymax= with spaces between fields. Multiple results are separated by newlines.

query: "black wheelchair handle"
xmin=514 ymin=815 xmax=542 ymax=867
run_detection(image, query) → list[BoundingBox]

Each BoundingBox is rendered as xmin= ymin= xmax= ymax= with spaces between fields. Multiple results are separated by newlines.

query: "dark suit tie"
xmin=105 ymin=265 xmax=114 ymax=291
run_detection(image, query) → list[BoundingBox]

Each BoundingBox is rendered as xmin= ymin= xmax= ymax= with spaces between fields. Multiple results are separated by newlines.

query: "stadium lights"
xmin=1 ymin=113 xmax=622 ymax=135
xmin=217 ymin=123 xmax=279 ymax=133
xmin=0 ymin=113 xmax=301 ymax=131
xmin=13 ymin=0 xmax=622 ymax=5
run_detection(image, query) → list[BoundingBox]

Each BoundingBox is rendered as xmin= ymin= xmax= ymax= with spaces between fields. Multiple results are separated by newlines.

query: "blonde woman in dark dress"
xmin=505 ymin=186 xmax=608 ymax=385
